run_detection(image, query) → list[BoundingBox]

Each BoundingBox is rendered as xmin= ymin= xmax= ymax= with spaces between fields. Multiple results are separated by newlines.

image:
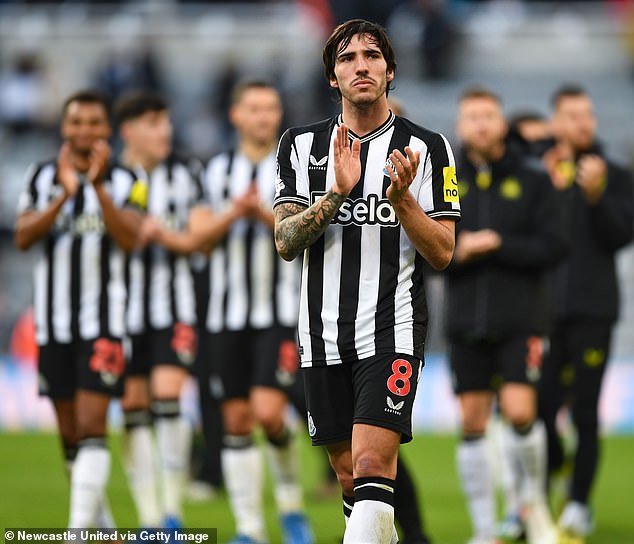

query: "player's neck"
xmin=239 ymin=139 xmax=275 ymax=165
xmin=122 ymin=148 xmax=159 ymax=174
xmin=341 ymin=98 xmax=391 ymax=137
xmin=70 ymin=151 xmax=90 ymax=173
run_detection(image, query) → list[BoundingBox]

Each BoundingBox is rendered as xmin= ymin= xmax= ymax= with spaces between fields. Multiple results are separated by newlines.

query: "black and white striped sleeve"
xmin=16 ymin=162 xmax=44 ymax=214
xmin=420 ymin=132 xmax=461 ymax=221
xmin=274 ymin=128 xmax=310 ymax=209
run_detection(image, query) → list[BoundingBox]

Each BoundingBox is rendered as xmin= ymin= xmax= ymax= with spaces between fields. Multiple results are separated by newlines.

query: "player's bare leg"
xmin=252 ymin=386 xmax=313 ymax=544
xmin=151 ymin=364 xmax=192 ymax=528
xmin=327 ymin=424 xmax=399 ymax=544
xmin=121 ymin=376 xmax=161 ymax=528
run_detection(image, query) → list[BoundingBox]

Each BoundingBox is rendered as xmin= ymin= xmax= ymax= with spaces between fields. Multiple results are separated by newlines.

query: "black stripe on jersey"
xmin=305 ymin=122 xmax=333 ymax=364
xmin=271 ymin=235 xmax=280 ymax=323
xmin=222 ymin=150 xmax=235 ymax=202
xmin=99 ymin=236 xmax=111 ymax=338
xmin=244 ymin=165 xmax=258 ymax=324
xmin=142 ymin=248 xmax=152 ymax=331
xmin=70 ymin=185 xmax=85 ymax=340
xmin=168 ymin=252 xmax=178 ymax=323
xmin=46 ymin=236 xmax=55 ymax=342
xmin=336 ymin=143 xmax=368 ymax=362
xmin=375 ymin=127 xmax=412 ymax=354
xmin=220 ymin=153 xmax=234 ymax=321
xmin=27 ymin=163 xmax=45 ymax=208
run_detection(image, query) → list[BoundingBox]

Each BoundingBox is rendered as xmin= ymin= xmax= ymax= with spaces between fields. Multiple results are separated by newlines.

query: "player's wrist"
xmin=329 ymin=186 xmax=350 ymax=199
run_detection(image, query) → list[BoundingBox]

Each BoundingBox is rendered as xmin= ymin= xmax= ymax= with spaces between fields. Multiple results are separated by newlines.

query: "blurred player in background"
xmin=539 ymin=84 xmax=634 ymax=541
xmin=445 ymin=87 xmax=566 ymax=544
xmin=115 ymin=91 xmax=204 ymax=530
xmin=144 ymin=80 xmax=312 ymax=544
xmin=14 ymin=90 xmax=144 ymax=528
xmin=274 ymin=19 xmax=459 ymax=544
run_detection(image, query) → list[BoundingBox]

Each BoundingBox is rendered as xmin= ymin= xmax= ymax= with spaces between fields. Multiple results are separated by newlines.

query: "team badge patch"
xmin=443 ymin=166 xmax=459 ymax=202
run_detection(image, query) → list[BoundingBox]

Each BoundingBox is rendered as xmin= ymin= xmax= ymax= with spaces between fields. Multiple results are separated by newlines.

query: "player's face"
xmin=330 ymin=34 xmax=394 ymax=108
xmin=457 ymin=97 xmax=507 ymax=156
xmin=61 ymin=101 xmax=111 ymax=156
xmin=124 ymin=110 xmax=173 ymax=165
xmin=553 ymin=95 xmax=596 ymax=153
xmin=231 ymin=87 xmax=282 ymax=146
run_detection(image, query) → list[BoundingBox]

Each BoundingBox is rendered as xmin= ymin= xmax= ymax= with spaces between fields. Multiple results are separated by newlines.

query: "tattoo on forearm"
xmin=275 ymin=190 xmax=347 ymax=259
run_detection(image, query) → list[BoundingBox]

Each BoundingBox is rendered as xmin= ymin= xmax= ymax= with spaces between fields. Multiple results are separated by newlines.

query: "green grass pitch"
xmin=0 ymin=432 xmax=632 ymax=543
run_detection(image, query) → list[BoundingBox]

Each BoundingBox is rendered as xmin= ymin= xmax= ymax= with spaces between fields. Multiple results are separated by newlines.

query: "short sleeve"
xmin=418 ymin=133 xmax=461 ymax=221
xmin=16 ymin=163 xmax=43 ymax=214
xmin=273 ymin=129 xmax=310 ymax=208
xmin=111 ymin=166 xmax=148 ymax=212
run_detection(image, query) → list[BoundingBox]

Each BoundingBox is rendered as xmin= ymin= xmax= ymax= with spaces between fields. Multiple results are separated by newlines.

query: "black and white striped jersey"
xmin=274 ymin=113 xmax=461 ymax=367
xmin=204 ymin=149 xmax=301 ymax=333
xmin=17 ymin=159 xmax=145 ymax=346
xmin=126 ymin=156 xmax=204 ymax=335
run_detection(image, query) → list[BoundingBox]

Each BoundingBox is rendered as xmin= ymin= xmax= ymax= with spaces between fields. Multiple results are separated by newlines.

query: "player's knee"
xmin=504 ymin=405 xmax=536 ymax=428
xmin=336 ymin=471 xmax=354 ymax=496
xmin=254 ymin=407 xmax=284 ymax=437
xmin=353 ymin=450 xmax=395 ymax=479
xmin=460 ymin=413 xmax=488 ymax=435
xmin=76 ymin=411 xmax=107 ymax=439
xmin=222 ymin=401 xmax=253 ymax=435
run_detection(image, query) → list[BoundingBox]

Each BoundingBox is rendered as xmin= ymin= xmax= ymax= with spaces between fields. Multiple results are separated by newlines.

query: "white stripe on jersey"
xmin=204 ymin=149 xmax=300 ymax=333
xmin=51 ymin=236 xmax=72 ymax=343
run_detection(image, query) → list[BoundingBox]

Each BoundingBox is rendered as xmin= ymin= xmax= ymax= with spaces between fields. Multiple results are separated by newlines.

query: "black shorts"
xmin=302 ymin=353 xmax=422 ymax=446
xmin=126 ymin=323 xmax=197 ymax=377
xmin=39 ymin=338 xmax=126 ymax=399
xmin=449 ymin=334 xmax=544 ymax=394
xmin=208 ymin=327 xmax=299 ymax=400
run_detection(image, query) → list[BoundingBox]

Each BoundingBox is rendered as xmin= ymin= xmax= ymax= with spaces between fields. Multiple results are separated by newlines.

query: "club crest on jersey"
xmin=311 ymin=191 xmax=399 ymax=227
xmin=383 ymin=158 xmax=396 ymax=177
xmin=309 ymin=154 xmax=328 ymax=170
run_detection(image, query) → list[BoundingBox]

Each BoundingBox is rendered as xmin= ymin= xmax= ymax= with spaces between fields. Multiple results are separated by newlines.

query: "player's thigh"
xmin=351 ymin=423 xmax=401 ymax=479
xmin=303 ymin=363 xmax=354 ymax=446
xmin=121 ymin=374 xmax=151 ymax=411
xmin=151 ymin=364 xmax=190 ymax=400
xmin=351 ymin=352 xmax=422 ymax=444
xmin=250 ymin=386 xmax=287 ymax=433
xmin=75 ymin=389 xmax=111 ymax=438
xmin=38 ymin=342 xmax=76 ymax=400
xmin=499 ymin=382 xmax=536 ymax=426
xmin=457 ymin=391 xmax=494 ymax=434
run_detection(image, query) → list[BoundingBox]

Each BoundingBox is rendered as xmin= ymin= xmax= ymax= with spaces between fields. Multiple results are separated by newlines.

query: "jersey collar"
xmin=337 ymin=111 xmax=396 ymax=144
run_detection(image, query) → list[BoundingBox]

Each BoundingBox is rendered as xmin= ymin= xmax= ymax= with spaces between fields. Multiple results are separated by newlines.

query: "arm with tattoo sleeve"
xmin=274 ymin=190 xmax=346 ymax=261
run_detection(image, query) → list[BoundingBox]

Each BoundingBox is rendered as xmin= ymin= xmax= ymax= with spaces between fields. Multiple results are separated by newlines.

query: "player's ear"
xmin=386 ymin=69 xmax=394 ymax=83
xmin=329 ymin=77 xmax=339 ymax=90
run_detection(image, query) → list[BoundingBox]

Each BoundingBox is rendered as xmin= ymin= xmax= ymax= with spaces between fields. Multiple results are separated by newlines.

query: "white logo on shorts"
xmin=385 ymin=396 xmax=404 ymax=415
xmin=307 ymin=411 xmax=317 ymax=437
